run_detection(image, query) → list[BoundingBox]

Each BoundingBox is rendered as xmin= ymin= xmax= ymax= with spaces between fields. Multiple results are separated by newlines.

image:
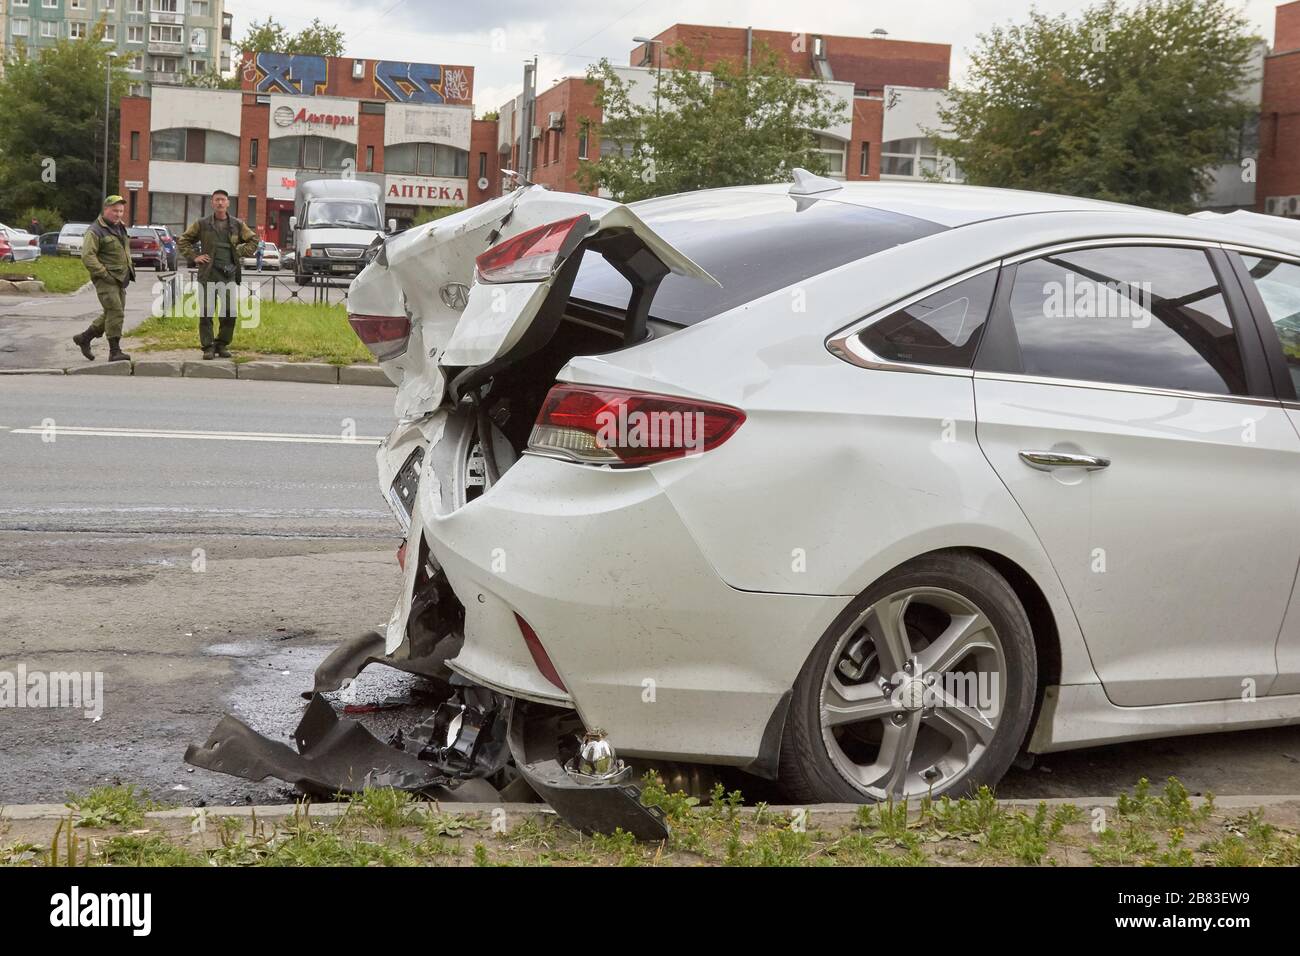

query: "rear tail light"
xmin=529 ymin=384 xmax=746 ymax=466
xmin=348 ymin=312 xmax=410 ymax=362
xmin=515 ymin=613 xmax=566 ymax=691
xmin=475 ymin=214 xmax=588 ymax=283
xmin=28 ymin=238 xmax=37 ymax=246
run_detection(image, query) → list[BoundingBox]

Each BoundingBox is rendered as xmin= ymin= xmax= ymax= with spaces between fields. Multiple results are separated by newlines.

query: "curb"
xmin=4 ymin=794 xmax=1299 ymax=823
xmin=0 ymin=362 xmax=393 ymax=387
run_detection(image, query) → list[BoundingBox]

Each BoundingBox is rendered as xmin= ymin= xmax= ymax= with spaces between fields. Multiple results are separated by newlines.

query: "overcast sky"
xmin=222 ymin=0 xmax=1289 ymax=116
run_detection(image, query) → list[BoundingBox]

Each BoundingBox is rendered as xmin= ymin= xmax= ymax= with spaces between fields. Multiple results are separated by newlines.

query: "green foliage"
xmin=412 ymin=206 xmax=459 ymax=227
xmin=935 ymin=0 xmax=1261 ymax=211
xmin=183 ymin=70 xmax=241 ymax=90
xmin=0 ymin=256 xmax=90 ymax=293
xmin=0 ymin=29 xmax=129 ymax=222
xmin=577 ymin=41 xmax=846 ymax=202
xmin=18 ymin=206 xmax=64 ymax=232
xmin=238 ymin=17 xmax=345 ymax=58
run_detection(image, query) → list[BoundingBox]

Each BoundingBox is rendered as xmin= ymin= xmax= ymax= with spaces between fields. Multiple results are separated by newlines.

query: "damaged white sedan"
xmin=189 ymin=174 xmax=1300 ymax=836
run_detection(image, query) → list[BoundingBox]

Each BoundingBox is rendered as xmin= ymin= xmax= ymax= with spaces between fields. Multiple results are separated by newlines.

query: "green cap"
xmin=103 ymin=194 xmax=125 ymax=207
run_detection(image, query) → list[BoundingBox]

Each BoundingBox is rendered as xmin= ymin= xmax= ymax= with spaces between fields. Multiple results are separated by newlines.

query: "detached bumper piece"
xmin=508 ymin=703 xmax=669 ymax=842
xmin=183 ymin=693 xmax=498 ymax=802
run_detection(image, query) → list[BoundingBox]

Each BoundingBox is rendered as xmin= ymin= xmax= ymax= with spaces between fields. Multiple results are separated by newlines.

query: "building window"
xmin=127 ymin=25 xmax=143 ymax=43
xmin=246 ymin=196 xmax=257 ymax=228
xmin=577 ymin=129 xmax=588 ymax=160
xmin=880 ymin=137 xmax=957 ymax=180
xmin=130 ymin=130 xmax=139 ymax=160
xmin=12 ymin=0 xmax=29 ymax=7
xmin=41 ymin=0 xmax=57 ymax=8
xmin=69 ymin=21 xmax=88 ymax=39
xmin=810 ymin=134 xmax=846 ymax=177
xmin=190 ymin=0 xmax=208 ymax=14
xmin=190 ymin=58 xmax=205 ymax=75
xmin=150 ymin=0 xmax=178 ymax=11
xmin=859 ymin=142 xmax=870 ymax=177
xmin=365 ymin=145 xmax=374 ymax=171
xmin=39 ymin=20 xmax=58 ymax=38
xmin=127 ymin=53 xmax=143 ymax=71
xmin=359 ymin=101 xmax=385 ymax=115
xmin=11 ymin=18 xmax=29 ymax=36
xmin=250 ymin=138 xmax=258 ymax=167
xmin=101 ymin=0 xmax=115 ymax=9
xmin=268 ymin=135 xmax=355 ymax=172
xmin=150 ymin=127 xmax=240 ymax=165
xmin=190 ymin=28 xmax=207 ymax=50
xmin=152 ymin=56 xmax=179 ymax=73
xmin=352 ymin=59 xmax=364 ymax=79
xmin=130 ymin=0 xmax=143 ymax=10
xmin=70 ymin=0 xmax=85 ymax=8
xmin=129 ymin=83 xmax=145 ymax=95
xmin=599 ymin=137 xmax=633 ymax=159
xmin=478 ymin=152 xmax=487 ymax=179
xmin=102 ymin=24 xmax=116 ymax=40
xmin=384 ymin=142 xmax=468 ymax=178
xmin=150 ymin=24 xmax=182 ymax=43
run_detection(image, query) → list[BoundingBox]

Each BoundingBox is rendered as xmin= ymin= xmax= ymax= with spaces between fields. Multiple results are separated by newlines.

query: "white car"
xmin=57 ymin=222 xmax=89 ymax=256
xmin=0 ymin=224 xmax=41 ymax=261
xmin=190 ymin=176 xmax=1300 ymax=828
xmin=242 ymin=241 xmax=281 ymax=270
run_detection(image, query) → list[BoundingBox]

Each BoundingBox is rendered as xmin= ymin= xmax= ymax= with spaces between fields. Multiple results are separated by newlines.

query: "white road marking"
xmin=8 ymin=424 xmax=384 ymax=445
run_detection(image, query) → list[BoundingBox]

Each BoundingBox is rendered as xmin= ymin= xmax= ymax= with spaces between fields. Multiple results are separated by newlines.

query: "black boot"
xmin=107 ymin=337 xmax=131 ymax=362
xmin=72 ymin=326 xmax=100 ymax=361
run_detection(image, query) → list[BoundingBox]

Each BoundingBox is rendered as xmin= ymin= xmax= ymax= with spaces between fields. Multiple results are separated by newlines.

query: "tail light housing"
xmin=515 ymin=613 xmax=566 ymax=691
xmin=348 ymin=312 xmax=411 ymax=361
xmin=529 ymin=384 xmax=746 ymax=466
xmin=475 ymin=214 xmax=589 ymax=284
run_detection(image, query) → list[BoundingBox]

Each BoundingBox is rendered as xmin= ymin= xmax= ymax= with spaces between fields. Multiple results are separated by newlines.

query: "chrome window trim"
xmin=827 ymin=235 xmax=1293 ymax=408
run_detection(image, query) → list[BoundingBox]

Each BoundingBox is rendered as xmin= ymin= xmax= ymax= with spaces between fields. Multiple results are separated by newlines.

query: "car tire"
xmin=779 ymin=550 xmax=1037 ymax=804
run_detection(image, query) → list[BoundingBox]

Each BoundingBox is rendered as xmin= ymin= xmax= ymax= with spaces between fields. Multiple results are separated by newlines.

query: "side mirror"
xmin=387 ymin=218 xmax=397 ymax=234
xmin=289 ymin=216 xmax=297 ymax=230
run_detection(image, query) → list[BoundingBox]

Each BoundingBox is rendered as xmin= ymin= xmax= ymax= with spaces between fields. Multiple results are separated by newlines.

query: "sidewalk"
xmin=0 ymin=282 xmax=154 ymax=371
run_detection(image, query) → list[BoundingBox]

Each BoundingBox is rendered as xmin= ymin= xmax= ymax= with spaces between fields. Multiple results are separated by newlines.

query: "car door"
xmin=973 ymin=240 xmax=1300 ymax=706
xmin=1227 ymin=249 xmax=1300 ymax=695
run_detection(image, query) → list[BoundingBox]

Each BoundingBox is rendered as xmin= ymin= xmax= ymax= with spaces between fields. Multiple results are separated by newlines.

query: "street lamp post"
xmin=102 ymin=51 xmax=119 ymax=201
xmin=632 ymin=36 xmax=663 ymax=118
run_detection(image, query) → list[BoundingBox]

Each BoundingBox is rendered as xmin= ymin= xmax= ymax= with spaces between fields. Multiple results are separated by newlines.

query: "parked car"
xmin=148 ymin=225 xmax=178 ymax=271
xmin=241 ymin=241 xmax=281 ymax=271
xmin=57 ymin=222 xmax=89 ymax=256
xmin=128 ymin=226 xmax=171 ymax=270
xmin=39 ymin=232 xmax=60 ymax=257
xmin=189 ymin=176 xmax=1300 ymax=826
xmin=280 ymin=250 xmax=295 ymax=272
xmin=0 ymin=224 xmax=41 ymax=262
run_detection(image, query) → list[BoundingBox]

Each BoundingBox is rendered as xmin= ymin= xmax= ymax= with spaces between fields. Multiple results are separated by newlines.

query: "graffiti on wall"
xmin=373 ymin=62 xmax=471 ymax=104
xmin=248 ymin=53 xmax=329 ymax=95
xmin=244 ymin=53 xmax=472 ymax=104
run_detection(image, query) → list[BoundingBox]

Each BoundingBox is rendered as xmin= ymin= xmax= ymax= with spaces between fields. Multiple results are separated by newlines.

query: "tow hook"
xmin=508 ymin=704 xmax=669 ymax=841
xmin=565 ymin=729 xmax=631 ymax=785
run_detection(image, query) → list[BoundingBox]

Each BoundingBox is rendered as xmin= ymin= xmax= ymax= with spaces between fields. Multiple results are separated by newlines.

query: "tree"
xmin=238 ymin=17 xmax=345 ymax=57
xmin=577 ymin=42 xmax=846 ymax=202
xmin=183 ymin=70 xmax=240 ymax=90
xmin=934 ymin=0 xmax=1261 ymax=211
xmin=0 ymin=29 xmax=128 ymax=222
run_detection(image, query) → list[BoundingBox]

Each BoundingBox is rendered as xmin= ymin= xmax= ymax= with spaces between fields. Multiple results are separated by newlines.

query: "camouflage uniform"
xmin=176 ymin=214 xmax=259 ymax=354
xmin=74 ymin=213 xmax=136 ymax=361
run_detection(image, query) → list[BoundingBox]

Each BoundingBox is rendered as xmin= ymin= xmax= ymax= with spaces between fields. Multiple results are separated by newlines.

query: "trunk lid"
xmin=347 ymin=186 xmax=717 ymax=421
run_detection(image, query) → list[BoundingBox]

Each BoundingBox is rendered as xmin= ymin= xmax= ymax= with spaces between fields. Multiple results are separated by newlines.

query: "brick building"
xmin=1260 ymin=0 xmax=1300 ymax=216
xmin=497 ymin=24 xmax=960 ymax=197
xmin=117 ymin=51 xmax=500 ymax=244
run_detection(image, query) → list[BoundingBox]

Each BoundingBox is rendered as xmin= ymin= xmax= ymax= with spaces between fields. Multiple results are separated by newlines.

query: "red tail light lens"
xmin=515 ymin=613 xmax=566 ymax=691
xmin=529 ymin=384 xmax=746 ymax=466
xmin=348 ymin=312 xmax=410 ymax=362
xmin=475 ymin=214 xmax=588 ymax=284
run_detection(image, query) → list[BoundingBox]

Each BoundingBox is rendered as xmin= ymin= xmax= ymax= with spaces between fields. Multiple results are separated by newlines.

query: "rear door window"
xmin=994 ymin=245 xmax=1249 ymax=396
xmin=568 ymin=191 xmax=947 ymax=326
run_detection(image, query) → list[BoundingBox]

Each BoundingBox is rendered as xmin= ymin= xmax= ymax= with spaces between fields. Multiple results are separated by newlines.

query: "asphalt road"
xmin=2 ymin=374 xmax=1300 ymax=806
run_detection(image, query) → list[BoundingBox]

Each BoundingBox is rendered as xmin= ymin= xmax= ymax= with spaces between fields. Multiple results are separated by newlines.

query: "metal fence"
xmin=151 ymin=269 xmax=352 ymax=312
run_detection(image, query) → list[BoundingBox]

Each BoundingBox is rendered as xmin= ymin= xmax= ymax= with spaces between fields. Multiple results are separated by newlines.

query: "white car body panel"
xmin=349 ymin=180 xmax=1300 ymax=766
xmin=0 ymin=225 xmax=40 ymax=261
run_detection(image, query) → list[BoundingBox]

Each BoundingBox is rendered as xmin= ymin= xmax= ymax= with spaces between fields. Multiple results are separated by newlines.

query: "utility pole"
xmin=519 ymin=57 xmax=538 ymax=182
xmin=102 ymin=51 xmax=119 ymax=200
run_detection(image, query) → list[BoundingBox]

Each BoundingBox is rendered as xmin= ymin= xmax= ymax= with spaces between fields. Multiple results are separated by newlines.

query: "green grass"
xmin=128 ymin=295 xmax=373 ymax=365
xmin=0 ymin=256 xmax=90 ymax=293
xmin=8 ymin=775 xmax=1299 ymax=868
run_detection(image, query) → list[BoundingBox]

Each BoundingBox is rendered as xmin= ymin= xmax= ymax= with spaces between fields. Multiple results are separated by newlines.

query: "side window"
xmin=1002 ymin=246 xmax=1248 ymax=396
xmin=857 ymin=269 xmax=997 ymax=368
xmin=1239 ymin=256 xmax=1300 ymax=395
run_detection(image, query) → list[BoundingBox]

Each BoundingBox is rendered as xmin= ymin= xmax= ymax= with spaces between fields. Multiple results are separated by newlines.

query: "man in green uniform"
xmin=175 ymin=189 xmax=259 ymax=360
xmin=73 ymin=195 xmax=136 ymax=362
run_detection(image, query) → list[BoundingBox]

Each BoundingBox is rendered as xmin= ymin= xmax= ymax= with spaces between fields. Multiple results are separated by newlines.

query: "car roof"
xmin=647 ymin=181 xmax=1300 ymax=259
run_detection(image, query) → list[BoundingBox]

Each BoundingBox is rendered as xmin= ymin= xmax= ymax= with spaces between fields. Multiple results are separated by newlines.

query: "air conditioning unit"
xmin=547 ymin=111 xmax=564 ymax=130
xmin=531 ymin=125 xmax=540 ymax=140
xmin=1266 ymin=196 xmax=1300 ymax=216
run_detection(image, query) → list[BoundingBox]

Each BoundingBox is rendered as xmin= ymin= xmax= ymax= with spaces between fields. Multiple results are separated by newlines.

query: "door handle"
xmin=1018 ymin=450 xmax=1111 ymax=472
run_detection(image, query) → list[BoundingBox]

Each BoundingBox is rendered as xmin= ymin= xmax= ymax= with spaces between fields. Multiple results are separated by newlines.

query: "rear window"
xmin=62 ymin=224 xmax=88 ymax=236
xmin=568 ymin=190 xmax=947 ymax=326
xmin=129 ymin=228 xmax=155 ymax=237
